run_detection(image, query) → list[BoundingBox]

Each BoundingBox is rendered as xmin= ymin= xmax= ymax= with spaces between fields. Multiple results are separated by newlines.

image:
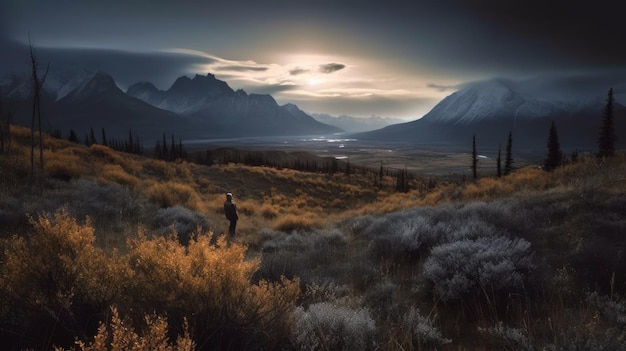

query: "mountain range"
xmin=354 ymin=77 xmax=626 ymax=153
xmin=1 ymin=68 xmax=624 ymax=153
xmin=0 ymin=69 xmax=341 ymax=143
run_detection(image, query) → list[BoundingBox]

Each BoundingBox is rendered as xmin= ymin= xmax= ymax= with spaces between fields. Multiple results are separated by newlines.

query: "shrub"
xmin=144 ymin=181 xmax=202 ymax=210
xmin=45 ymin=150 xmax=88 ymax=180
xmin=35 ymin=179 xmax=155 ymax=242
xmin=422 ymin=235 xmax=534 ymax=302
xmin=65 ymin=307 xmax=195 ymax=351
xmin=359 ymin=201 xmax=517 ymax=262
xmin=258 ymin=229 xmax=349 ymax=284
xmin=402 ymin=307 xmax=451 ymax=349
xmin=0 ymin=209 xmax=122 ymax=349
xmin=100 ymin=164 xmax=140 ymax=188
xmin=155 ymin=205 xmax=212 ymax=245
xmin=478 ymin=322 xmax=533 ymax=351
xmin=122 ymin=233 xmax=300 ymax=350
xmin=292 ymin=302 xmax=377 ymax=351
xmin=272 ymin=213 xmax=322 ymax=232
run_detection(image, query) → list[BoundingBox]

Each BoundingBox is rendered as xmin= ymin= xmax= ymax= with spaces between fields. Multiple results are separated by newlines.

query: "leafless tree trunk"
xmin=29 ymin=37 xmax=49 ymax=185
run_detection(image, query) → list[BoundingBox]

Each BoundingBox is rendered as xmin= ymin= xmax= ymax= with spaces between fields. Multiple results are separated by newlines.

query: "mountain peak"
xmin=60 ymin=71 xmax=122 ymax=104
xmin=167 ymin=73 xmax=234 ymax=98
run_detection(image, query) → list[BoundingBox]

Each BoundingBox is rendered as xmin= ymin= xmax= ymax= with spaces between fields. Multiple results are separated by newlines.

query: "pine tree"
xmin=101 ymin=128 xmax=108 ymax=147
xmin=89 ymin=127 xmax=97 ymax=145
xmin=471 ymin=134 xmax=478 ymax=180
xmin=598 ymin=87 xmax=616 ymax=158
xmin=545 ymin=120 xmax=562 ymax=171
xmin=504 ymin=131 xmax=514 ymax=175
xmin=496 ymin=146 xmax=502 ymax=178
xmin=68 ymin=129 xmax=78 ymax=143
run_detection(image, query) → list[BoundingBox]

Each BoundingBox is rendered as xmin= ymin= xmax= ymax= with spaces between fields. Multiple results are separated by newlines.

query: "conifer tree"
xmin=89 ymin=128 xmax=97 ymax=145
xmin=598 ymin=87 xmax=616 ymax=158
xmin=101 ymin=128 xmax=108 ymax=147
xmin=68 ymin=129 xmax=78 ymax=143
xmin=545 ymin=120 xmax=562 ymax=171
xmin=471 ymin=134 xmax=478 ymax=180
xmin=496 ymin=146 xmax=502 ymax=178
xmin=504 ymin=131 xmax=513 ymax=175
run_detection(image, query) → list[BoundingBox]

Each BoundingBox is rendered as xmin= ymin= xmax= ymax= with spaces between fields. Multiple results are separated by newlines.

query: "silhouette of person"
xmin=223 ymin=192 xmax=239 ymax=236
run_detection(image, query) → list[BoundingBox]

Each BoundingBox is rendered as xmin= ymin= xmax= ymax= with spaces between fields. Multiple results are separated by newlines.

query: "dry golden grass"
xmin=144 ymin=180 xmax=204 ymax=211
xmin=272 ymin=212 xmax=324 ymax=232
xmin=100 ymin=164 xmax=141 ymax=188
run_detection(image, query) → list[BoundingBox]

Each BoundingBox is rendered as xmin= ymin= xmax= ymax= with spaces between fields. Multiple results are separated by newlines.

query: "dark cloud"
xmin=427 ymin=83 xmax=464 ymax=92
xmin=289 ymin=68 xmax=310 ymax=76
xmin=0 ymin=41 xmax=215 ymax=89
xmin=217 ymin=65 xmax=269 ymax=72
xmin=319 ymin=63 xmax=345 ymax=74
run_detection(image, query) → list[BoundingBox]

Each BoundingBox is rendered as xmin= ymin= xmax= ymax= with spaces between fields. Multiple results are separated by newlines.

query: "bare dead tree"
xmin=0 ymin=99 xmax=11 ymax=154
xmin=29 ymin=36 xmax=50 ymax=184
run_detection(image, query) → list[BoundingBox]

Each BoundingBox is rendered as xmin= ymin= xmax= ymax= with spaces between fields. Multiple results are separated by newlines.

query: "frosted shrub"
xmin=258 ymin=229 xmax=349 ymax=283
xmin=360 ymin=201 xmax=518 ymax=261
xmin=292 ymin=302 xmax=377 ymax=351
xmin=402 ymin=307 xmax=451 ymax=348
xmin=422 ymin=235 xmax=533 ymax=301
xmin=478 ymin=322 xmax=533 ymax=351
xmin=35 ymin=178 xmax=155 ymax=235
xmin=155 ymin=205 xmax=211 ymax=245
xmin=586 ymin=292 xmax=626 ymax=325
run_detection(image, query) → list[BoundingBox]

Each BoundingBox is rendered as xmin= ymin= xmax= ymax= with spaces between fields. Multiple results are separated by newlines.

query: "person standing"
xmin=224 ymin=192 xmax=239 ymax=236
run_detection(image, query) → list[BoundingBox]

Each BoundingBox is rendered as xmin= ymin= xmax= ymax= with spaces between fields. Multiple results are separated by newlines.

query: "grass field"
xmin=1 ymin=125 xmax=625 ymax=350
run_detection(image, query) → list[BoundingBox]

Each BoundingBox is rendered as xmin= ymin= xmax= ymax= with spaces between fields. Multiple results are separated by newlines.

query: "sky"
xmin=1 ymin=0 xmax=625 ymax=120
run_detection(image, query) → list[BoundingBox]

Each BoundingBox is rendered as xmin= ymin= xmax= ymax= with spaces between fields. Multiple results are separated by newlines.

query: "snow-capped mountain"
xmin=425 ymin=79 xmax=570 ymax=125
xmin=0 ymin=70 xmax=341 ymax=140
xmin=355 ymin=77 xmax=625 ymax=152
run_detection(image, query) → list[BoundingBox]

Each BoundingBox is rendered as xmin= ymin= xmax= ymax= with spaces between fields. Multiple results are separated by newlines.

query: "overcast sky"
xmin=1 ymin=0 xmax=625 ymax=119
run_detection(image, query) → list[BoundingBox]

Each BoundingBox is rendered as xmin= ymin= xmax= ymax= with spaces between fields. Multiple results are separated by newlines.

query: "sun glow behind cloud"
xmin=163 ymin=48 xmax=449 ymax=119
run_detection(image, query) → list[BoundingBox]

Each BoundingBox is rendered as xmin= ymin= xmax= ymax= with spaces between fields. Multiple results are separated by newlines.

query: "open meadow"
xmin=2 ymin=125 xmax=626 ymax=350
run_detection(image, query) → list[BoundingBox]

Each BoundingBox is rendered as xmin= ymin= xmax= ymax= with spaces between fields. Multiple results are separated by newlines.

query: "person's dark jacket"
xmin=224 ymin=200 xmax=239 ymax=221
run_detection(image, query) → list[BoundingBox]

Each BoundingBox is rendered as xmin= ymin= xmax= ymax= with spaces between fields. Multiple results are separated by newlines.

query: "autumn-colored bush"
xmin=0 ymin=209 xmax=301 ymax=350
xmin=144 ymin=181 xmax=203 ymax=210
xmin=99 ymin=164 xmax=140 ymax=188
xmin=63 ymin=307 xmax=195 ymax=351
xmin=121 ymin=233 xmax=300 ymax=350
xmin=0 ymin=208 xmax=123 ymax=349
xmin=142 ymin=158 xmax=176 ymax=179
xmin=273 ymin=213 xmax=323 ymax=232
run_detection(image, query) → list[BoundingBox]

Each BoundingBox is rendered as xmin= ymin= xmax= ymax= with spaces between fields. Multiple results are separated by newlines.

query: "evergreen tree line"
xmin=53 ymin=127 xmax=145 ymax=155
xmin=154 ymin=133 xmax=187 ymax=161
xmin=472 ymin=87 xmax=618 ymax=177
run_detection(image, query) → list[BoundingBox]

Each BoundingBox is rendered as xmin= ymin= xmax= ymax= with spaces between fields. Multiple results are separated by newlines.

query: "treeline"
xmin=51 ymin=127 xmax=146 ymax=155
xmin=471 ymin=87 xmax=618 ymax=178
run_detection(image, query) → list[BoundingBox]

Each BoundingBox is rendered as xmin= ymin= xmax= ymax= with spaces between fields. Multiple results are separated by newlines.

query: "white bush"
xmin=478 ymin=322 xmax=533 ymax=351
xmin=292 ymin=302 xmax=377 ymax=351
xmin=422 ymin=235 xmax=533 ymax=301
xmin=155 ymin=205 xmax=211 ymax=239
xmin=403 ymin=307 xmax=451 ymax=347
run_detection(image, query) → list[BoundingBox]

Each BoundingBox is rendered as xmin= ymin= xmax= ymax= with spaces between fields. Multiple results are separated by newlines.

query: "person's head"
xmin=226 ymin=192 xmax=233 ymax=200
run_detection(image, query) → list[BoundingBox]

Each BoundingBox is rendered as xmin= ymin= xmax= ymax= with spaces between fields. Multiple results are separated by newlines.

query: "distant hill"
xmin=354 ymin=77 xmax=626 ymax=153
xmin=309 ymin=113 xmax=405 ymax=133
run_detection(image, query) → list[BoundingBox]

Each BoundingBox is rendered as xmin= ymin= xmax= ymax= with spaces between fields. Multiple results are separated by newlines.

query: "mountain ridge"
xmin=0 ymin=69 xmax=342 ymax=141
xmin=354 ymin=77 xmax=626 ymax=152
